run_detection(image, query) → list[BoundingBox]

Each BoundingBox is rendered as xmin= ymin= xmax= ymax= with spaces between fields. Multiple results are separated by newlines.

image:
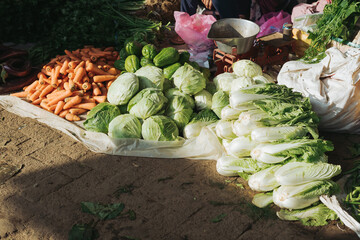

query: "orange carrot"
xmin=100 ymin=86 xmax=107 ymax=96
xmin=82 ymin=75 xmax=90 ymax=83
xmin=93 ymin=95 xmax=107 ymax=103
xmin=92 ymin=83 xmax=101 ymax=96
xmin=106 ymin=80 xmax=114 ymax=89
xmin=74 ymin=61 xmax=85 ymax=72
xmin=85 ymin=61 xmax=109 ymax=75
xmin=90 ymin=55 xmax=98 ymax=62
xmin=39 ymin=85 xmax=54 ymax=98
xmin=65 ymin=49 xmax=80 ymax=61
xmin=38 ymin=73 xmax=47 ymax=85
xmin=71 ymin=90 xmax=84 ymax=97
xmin=73 ymin=102 xmax=96 ymax=110
xmin=60 ymin=59 xmax=69 ymax=74
xmin=69 ymin=108 xmax=87 ymax=115
xmin=63 ymin=95 xmax=82 ymax=109
xmin=10 ymin=91 xmax=28 ymax=98
xmin=82 ymin=82 xmax=91 ymax=91
xmin=104 ymin=47 xmax=115 ymax=51
xmin=106 ymin=67 xmax=118 ymax=75
xmin=102 ymin=64 xmax=111 ymax=71
xmin=54 ymin=100 xmax=65 ymax=115
xmin=68 ymin=79 xmax=76 ymax=91
xmin=73 ymin=67 xmax=85 ymax=83
xmin=65 ymin=113 xmax=80 ymax=121
xmin=82 ymin=98 xmax=96 ymax=103
xmin=68 ymin=60 xmax=80 ymax=69
xmin=40 ymin=100 xmax=54 ymax=112
xmin=47 ymin=90 xmax=72 ymax=106
xmin=93 ymin=75 xmax=116 ymax=83
xmin=29 ymin=89 xmax=42 ymax=102
xmin=25 ymin=80 xmax=39 ymax=93
xmin=64 ymin=82 xmax=70 ymax=92
xmin=32 ymin=98 xmax=43 ymax=105
xmin=54 ymin=65 xmax=61 ymax=79
xmin=87 ymin=71 xmax=94 ymax=78
xmin=50 ymin=68 xmax=58 ymax=87
xmin=59 ymin=110 xmax=69 ymax=118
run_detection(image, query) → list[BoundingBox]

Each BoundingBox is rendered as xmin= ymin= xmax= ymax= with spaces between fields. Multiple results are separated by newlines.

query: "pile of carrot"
xmin=11 ymin=46 xmax=120 ymax=121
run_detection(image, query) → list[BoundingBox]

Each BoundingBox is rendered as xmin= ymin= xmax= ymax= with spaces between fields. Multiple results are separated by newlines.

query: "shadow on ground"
xmin=0 ymin=107 xmax=359 ymax=240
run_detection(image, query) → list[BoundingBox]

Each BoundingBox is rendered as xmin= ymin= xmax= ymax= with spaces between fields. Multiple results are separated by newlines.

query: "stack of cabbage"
xmin=214 ymin=60 xmax=341 ymax=226
xmin=83 ymin=46 xmax=220 ymax=141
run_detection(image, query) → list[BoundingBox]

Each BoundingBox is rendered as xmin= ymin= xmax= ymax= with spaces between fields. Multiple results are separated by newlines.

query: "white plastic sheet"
xmin=277 ymin=47 xmax=360 ymax=134
xmin=0 ymin=95 xmax=225 ymax=160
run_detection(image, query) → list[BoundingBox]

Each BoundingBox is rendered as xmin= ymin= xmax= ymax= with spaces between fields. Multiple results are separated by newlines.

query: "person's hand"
xmin=201 ymin=0 xmax=212 ymax=10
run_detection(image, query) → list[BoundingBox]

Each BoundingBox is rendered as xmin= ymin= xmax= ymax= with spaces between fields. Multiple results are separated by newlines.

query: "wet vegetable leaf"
xmin=81 ymin=202 xmax=125 ymax=220
xmin=68 ymin=223 xmax=98 ymax=240
xmin=211 ymin=213 xmax=227 ymax=223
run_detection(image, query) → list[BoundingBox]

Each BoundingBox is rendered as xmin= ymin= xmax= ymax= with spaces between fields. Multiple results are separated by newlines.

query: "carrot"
xmin=10 ymin=91 xmax=28 ymax=98
xmin=25 ymin=80 xmax=39 ymax=93
xmin=63 ymin=95 xmax=82 ymax=109
xmin=73 ymin=67 xmax=85 ymax=83
xmin=93 ymin=95 xmax=107 ymax=103
xmin=81 ymin=98 xmax=96 ymax=103
xmin=73 ymin=102 xmax=96 ymax=110
xmin=28 ymin=89 xmax=42 ymax=102
xmin=90 ymin=55 xmax=98 ymax=62
xmin=106 ymin=67 xmax=118 ymax=75
xmin=65 ymin=113 xmax=80 ymax=121
xmin=59 ymin=110 xmax=69 ymax=118
xmin=87 ymin=71 xmax=94 ymax=78
xmin=74 ymin=61 xmax=85 ymax=72
xmin=85 ymin=61 xmax=109 ymax=75
xmin=65 ymin=49 xmax=80 ymax=61
xmin=68 ymin=72 xmax=75 ymax=80
xmin=104 ymin=47 xmax=115 ymax=51
xmin=93 ymin=75 xmax=116 ymax=83
xmin=45 ymin=65 xmax=52 ymax=73
xmin=69 ymin=79 xmax=76 ymax=91
xmin=54 ymin=100 xmax=65 ymax=115
xmin=64 ymin=82 xmax=70 ymax=91
xmin=82 ymin=82 xmax=91 ymax=92
xmin=100 ymin=86 xmax=107 ymax=96
xmin=92 ymin=83 xmax=101 ymax=96
xmin=38 ymin=73 xmax=47 ymax=85
xmin=102 ymin=64 xmax=111 ymax=72
xmin=82 ymin=75 xmax=90 ymax=83
xmin=71 ymin=90 xmax=84 ymax=97
xmin=69 ymin=108 xmax=87 ymax=115
xmin=50 ymin=68 xmax=58 ymax=87
xmin=60 ymin=59 xmax=69 ymax=74
xmin=68 ymin=60 xmax=80 ymax=70
xmin=47 ymin=90 xmax=72 ymax=106
xmin=39 ymin=85 xmax=54 ymax=98
xmin=40 ymin=100 xmax=53 ymax=112
xmin=32 ymin=98 xmax=43 ymax=105
xmin=54 ymin=65 xmax=61 ymax=79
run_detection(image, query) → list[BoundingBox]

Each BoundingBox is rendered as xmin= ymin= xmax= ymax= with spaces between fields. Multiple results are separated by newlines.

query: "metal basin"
xmin=208 ymin=18 xmax=260 ymax=54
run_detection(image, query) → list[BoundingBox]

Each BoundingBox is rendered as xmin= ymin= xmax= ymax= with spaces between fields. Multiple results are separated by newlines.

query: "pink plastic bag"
xmin=174 ymin=11 xmax=216 ymax=52
xmin=256 ymin=11 xmax=291 ymax=38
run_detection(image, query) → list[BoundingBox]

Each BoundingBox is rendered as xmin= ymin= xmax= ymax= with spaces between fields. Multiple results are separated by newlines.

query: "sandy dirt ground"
xmin=0 ymin=106 xmax=359 ymax=239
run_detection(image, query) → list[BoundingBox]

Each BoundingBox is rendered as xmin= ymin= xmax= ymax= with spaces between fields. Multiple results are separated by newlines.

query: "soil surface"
xmin=0 ymin=106 xmax=359 ymax=239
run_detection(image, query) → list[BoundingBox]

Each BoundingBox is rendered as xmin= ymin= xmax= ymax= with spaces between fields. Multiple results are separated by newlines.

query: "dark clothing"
xmin=180 ymin=0 xmax=252 ymax=19
xmin=257 ymin=0 xmax=299 ymax=15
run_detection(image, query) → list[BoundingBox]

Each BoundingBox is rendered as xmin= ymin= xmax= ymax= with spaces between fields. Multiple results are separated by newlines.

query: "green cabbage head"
xmin=84 ymin=102 xmax=121 ymax=133
xmin=142 ymin=115 xmax=179 ymax=141
xmin=108 ymin=114 xmax=142 ymax=139
xmin=107 ymin=73 xmax=139 ymax=105
xmin=173 ymin=63 xmax=206 ymax=95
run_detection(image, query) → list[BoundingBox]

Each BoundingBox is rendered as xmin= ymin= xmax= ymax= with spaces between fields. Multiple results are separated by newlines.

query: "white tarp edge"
xmin=0 ymin=95 xmax=225 ymax=160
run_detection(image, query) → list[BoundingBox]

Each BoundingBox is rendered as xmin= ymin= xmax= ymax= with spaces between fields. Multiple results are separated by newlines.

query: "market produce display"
xmin=212 ymin=60 xmax=342 ymax=226
xmin=10 ymin=46 xmax=120 ymax=121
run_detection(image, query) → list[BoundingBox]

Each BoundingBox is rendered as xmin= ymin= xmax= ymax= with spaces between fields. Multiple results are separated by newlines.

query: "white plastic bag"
xmin=277 ymin=47 xmax=360 ymax=134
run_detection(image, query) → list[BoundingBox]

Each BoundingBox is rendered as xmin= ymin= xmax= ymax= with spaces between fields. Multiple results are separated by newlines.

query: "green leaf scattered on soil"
xmin=157 ymin=176 xmax=173 ymax=182
xmin=126 ymin=210 xmax=137 ymax=221
xmin=120 ymin=236 xmax=141 ymax=240
xmin=68 ymin=223 xmax=99 ymax=240
xmin=114 ymin=184 xmax=135 ymax=197
xmin=236 ymin=184 xmax=244 ymax=189
xmin=238 ymin=172 xmax=250 ymax=181
xmin=81 ymin=202 xmax=125 ymax=220
xmin=211 ymin=213 xmax=227 ymax=223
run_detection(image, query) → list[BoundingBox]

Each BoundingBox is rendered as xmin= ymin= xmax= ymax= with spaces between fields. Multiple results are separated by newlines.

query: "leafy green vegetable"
xmin=248 ymin=165 xmax=281 ymax=192
xmin=252 ymin=192 xmax=274 ymax=208
xmin=84 ymin=103 xmax=121 ymax=133
xmin=216 ymin=155 xmax=267 ymax=177
xmin=211 ymin=90 xmax=229 ymax=118
xmin=183 ymin=109 xmax=218 ymax=138
xmin=173 ymin=63 xmax=206 ymax=95
xmin=194 ymin=89 xmax=213 ymax=111
xmin=127 ymin=88 xmax=168 ymax=119
xmin=108 ymin=114 xmax=142 ymax=139
xmin=215 ymin=120 xmax=236 ymax=140
xmin=165 ymin=88 xmax=195 ymax=109
xmin=107 ymin=73 xmax=139 ymax=105
xmin=232 ymin=60 xmax=263 ymax=78
xmin=135 ymin=65 xmax=165 ymax=90
xmin=81 ymin=202 xmax=125 ymax=220
xmin=273 ymin=180 xmax=339 ymax=209
xmin=68 ymin=223 xmax=99 ymax=240
xmin=250 ymin=125 xmax=313 ymax=143
xmin=303 ymin=0 xmax=360 ymax=63
xmin=142 ymin=115 xmax=179 ymax=141
xmin=277 ymin=204 xmax=338 ymax=226
xmin=275 ymin=162 xmax=341 ymax=186
xmin=213 ymin=72 xmax=237 ymax=94
xmin=165 ymin=95 xmax=193 ymax=131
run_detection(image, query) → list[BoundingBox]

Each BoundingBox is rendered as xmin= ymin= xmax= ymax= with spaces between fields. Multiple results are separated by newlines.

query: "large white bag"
xmin=277 ymin=47 xmax=360 ymax=133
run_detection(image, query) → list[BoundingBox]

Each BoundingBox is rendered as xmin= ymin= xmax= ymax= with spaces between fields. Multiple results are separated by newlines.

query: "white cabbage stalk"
xmin=262 ymin=73 xmax=275 ymax=83
xmin=230 ymin=76 xmax=255 ymax=93
xmin=273 ymin=180 xmax=337 ymax=209
xmin=222 ymin=139 xmax=231 ymax=150
xmin=251 ymin=126 xmax=308 ymax=143
xmin=250 ymin=141 xmax=304 ymax=164
xmin=248 ymin=165 xmax=281 ymax=192
xmin=213 ymin=72 xmax=237 ymax=93
xmin=220 ymin=105 xmax=257 ymax=120
xmin=275 ymin=162 xmax=342 ymax=186
xmin=224 ymin=136 xmax=256 ymax=158
xmin=232 ymin=110 xmax=269 ymax=136
xmin=215 ymin=120 xmax=236 ymax=140
xmin=232 ymin=59 xmax=263 ymax=78
xmin=252 ymin=192 xmax=274 ymax=208
xmin=229 ymin=91 xmax=271 ymax=109
xmin=183 ymin=122 xmax=208 ymax=139
xmin=216 ymin=155 xmax=262 ymax=177
xmin=194 ymin=89 xmax=213 ymax=111
xmin=253 ymin=75 xmax=275 ymax=84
